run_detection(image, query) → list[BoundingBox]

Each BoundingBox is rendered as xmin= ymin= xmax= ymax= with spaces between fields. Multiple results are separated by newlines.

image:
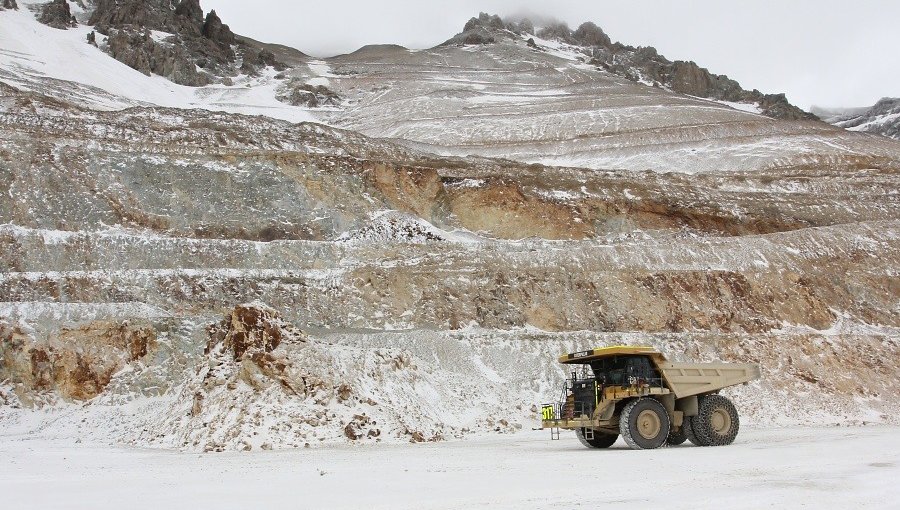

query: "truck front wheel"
xmin=576 ymin=428 xmax=618 ymax=448
xmin=620 ymin=398 xmax=670 ymax=450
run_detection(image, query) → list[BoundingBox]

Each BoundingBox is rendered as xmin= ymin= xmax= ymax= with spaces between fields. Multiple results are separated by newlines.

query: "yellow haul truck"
xmin=541 ymin=346 xmax=760 ymax=450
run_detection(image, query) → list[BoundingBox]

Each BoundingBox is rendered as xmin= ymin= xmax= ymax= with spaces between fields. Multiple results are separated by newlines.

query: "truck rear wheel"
xmin=576 ymin=428 xmax=618 ymax=448
xmin=666 ymin=425 xmax=687 ymax=446
xmin=693 ymin=394 xmax=740 ymax=446
xmin=683 ymin=415 xmax=707 ymax=446
xmin=620 ymin=398 xmax=670 ymax=450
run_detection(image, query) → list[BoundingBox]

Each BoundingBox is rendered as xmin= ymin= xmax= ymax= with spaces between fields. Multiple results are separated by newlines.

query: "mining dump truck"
xmin=540 ymin=346 xmax=760 ymax=450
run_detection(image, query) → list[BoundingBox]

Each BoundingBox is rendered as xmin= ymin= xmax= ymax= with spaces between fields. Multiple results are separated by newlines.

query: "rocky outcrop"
xmin=442 ymin=12 xmax=519 ymax=45
xmin=173 ymin=0 xmax=203 ymax=25
xmin=276 ymin=80 xmax=341 ymax=107
xmin=239 ymin=48 xmax=286 ymax=75
xmin=179 ymin=304 xmax=387 ymax=450
xmin=537 ymin=21 xmax=575 ymax=43
xmin=206 ymin=303 xmax=304 ymax=360
xmin=824 ymin=97 xmax=900 ymax=140
xmin=39 ymin=0 xmax=77 ymax=29
xmin=0 ymin=319 xmax=156 ymax=404
xmin=91 ymin=0 xmax=176 ymax=33
xmin=107 ymin=28 xmax=211 ymax=86
xmin=442 ymin=27 xmax=496 ymax=46
xmin=586 ymin=48 xmax=816 ymax=120
xmin=0 ymin=0 xmax=17 ymax=10
xmin=572 ymin=22 xmax=610 ymax=47
xmin=506 ymin=18 xmax=534 ymax=36
xmin=89 ymin=0 xmax=247 ymax=85
xmin=463 ymin=12 xmax=504 ymax=32
xmin=201 ymin=9 xmax=234 ymax=46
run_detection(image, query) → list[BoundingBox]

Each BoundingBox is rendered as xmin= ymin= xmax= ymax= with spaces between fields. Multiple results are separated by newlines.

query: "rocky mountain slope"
xmin=8 ymin=3 xmax=900 ymax=174
xmin=814 ymin=98 xmax=900 ymax=141
xmin=1 ymin=2 xmax=899 ymax=451
xmin=318 ymin=16 xmax=898 ymax=173
xmin=446 ymin=13 xmax=815 ymax=121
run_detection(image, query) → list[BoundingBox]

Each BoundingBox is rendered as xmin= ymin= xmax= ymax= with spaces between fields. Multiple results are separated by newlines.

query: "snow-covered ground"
xmin=0 ymin=4 xmax=316 ymax=122
xmin=1 ymin=427 xmax=897 ymax=509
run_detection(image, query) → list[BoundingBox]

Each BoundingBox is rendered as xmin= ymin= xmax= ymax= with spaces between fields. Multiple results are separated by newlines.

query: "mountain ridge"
xmin=26 ymin=1 xmax=816 ymax=122
xmin=814 ymin=98 xmax=900 ymax=140
xmin=444 ymin=12 xmax=815 ymax=121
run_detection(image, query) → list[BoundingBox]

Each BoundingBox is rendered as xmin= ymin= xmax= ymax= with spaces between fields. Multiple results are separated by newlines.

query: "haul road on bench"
xmin=540 ymin=346 xmax=760 ymax=449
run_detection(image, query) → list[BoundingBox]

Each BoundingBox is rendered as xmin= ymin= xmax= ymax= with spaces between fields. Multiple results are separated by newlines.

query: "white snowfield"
xmin=1 ymin=428 xmax=897 ymax=510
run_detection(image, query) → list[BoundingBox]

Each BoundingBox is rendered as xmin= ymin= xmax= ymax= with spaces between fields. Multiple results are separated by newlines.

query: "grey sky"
xmin=205 ymin=0 xmax=899 ymax=109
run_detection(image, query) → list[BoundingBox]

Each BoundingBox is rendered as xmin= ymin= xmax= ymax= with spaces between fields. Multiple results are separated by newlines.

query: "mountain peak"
xmin=202 ymin=9 xmax=235 ymax=46
xmin=463 ymin=12 xmax=505 ymax=32
xmin=572 ymin=21 xmax=611 ymax=47
xmin=441 ymin=12 xmax=813 ymax=120
xmin=174 ymin=0 xmax=204 ymax=24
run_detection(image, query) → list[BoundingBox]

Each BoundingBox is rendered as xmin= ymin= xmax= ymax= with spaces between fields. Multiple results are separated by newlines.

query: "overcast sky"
xmin=205 ymin=0 xmax=899 ymax=109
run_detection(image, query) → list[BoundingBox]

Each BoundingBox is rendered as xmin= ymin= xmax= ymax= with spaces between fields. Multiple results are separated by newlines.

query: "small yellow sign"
xmin=541 ymin=405 xmax=555 ymax=420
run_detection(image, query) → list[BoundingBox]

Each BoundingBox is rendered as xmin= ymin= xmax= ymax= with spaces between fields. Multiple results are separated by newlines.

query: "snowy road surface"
xmin=1 ymin=427 xmax=898 ymax=509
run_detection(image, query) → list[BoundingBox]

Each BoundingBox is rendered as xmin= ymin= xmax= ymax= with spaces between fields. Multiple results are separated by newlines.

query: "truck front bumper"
xmin=541 ymin=417 xmax=598 ymax=430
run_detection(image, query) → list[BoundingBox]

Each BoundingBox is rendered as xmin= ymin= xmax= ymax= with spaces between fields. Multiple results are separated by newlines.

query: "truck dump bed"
xmin=659 ymin=362 xmax=761 ymax=398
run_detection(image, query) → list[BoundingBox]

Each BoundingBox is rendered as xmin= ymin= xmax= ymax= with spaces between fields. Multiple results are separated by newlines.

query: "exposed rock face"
xmin=822 ymin=97 xmax=900 ymax=140
xmin=0 ymin=319 xmax=156 ymax=404
xmin=442 ymin=27 xmax=496 ymax=46
xmin=164 ymin=304 xmax=399 ymax=450
xmin=240 ymin=48 xmax=286 ymax=75
xmin=106 ymin=28 xmax=211 ymax=86
xmin=442 ymin=12 xmax=515 ymax=45
xmin=276 ymin=80 xmax=341 ymax=107
xmin=207 ymin=303 xmax=302 ymax=360
xmin=463 ymin=12 xmax=504 ymax=32
xmin=506 ymin=18 xmax=534 ymax=36
xmin=1 ymin=82 xmax=899 ymax=449
xmin=0 ymin=0 xmax=17 ymax=10
xmin=90 ymin=0 xmax=182 ymax=33
xmin=587 ymin=48 xmax=816 ymax=120
xmin=39 ymin=0 xmax=77 ymax=29
xmin=174 ymin=0 xmax=203 ymax=25
xmin=537 ymin=21 xmax=575 ymax=43
xmin=89 ymin=0 xmax=242 ymax=85
xmin=661 ymin=60 xmax=815 ymax=120
xmin=572 ymin=21 xmax=610 ymax=47
xmin=201 ymin=9 xmax=235 ymax=46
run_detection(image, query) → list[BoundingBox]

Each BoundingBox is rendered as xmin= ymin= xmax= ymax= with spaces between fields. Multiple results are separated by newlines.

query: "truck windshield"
xmin=589 ymin=355 xmax=658 ymax=386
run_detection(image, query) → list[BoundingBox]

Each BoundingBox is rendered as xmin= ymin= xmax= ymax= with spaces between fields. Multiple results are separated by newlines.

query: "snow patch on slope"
xmin=688 ymin=95 xmax=764 ymax=115
xmin=0 ymin=7 xmax=316 ymax=122
xmin=339 ymin=211 xmax=481 ymax=244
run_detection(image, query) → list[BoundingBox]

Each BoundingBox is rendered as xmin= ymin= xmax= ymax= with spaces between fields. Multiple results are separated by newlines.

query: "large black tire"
xmin=576 ymin=428 xmax=619 ymax=448
xmin=666 ymin=425 xmax=688 ymax=446
xmin=619 ymin=398 xmax=670 ymax=450
xmin=683 ymin=415 xmax=708 ymax=446
xmin=693 ymin=394 xmax=740 ymax=446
